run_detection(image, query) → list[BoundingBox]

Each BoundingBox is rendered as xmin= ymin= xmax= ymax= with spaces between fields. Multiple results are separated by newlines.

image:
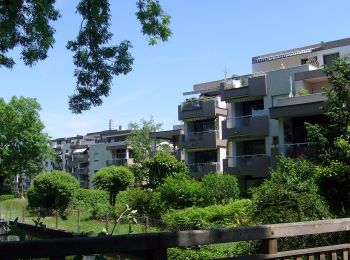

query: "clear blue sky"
xmin=1 ymin=0 xmax=349 ymax=138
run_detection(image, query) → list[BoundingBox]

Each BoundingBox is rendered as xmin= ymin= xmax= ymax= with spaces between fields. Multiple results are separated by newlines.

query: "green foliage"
xmin=162 ymin=199 xmax=252 ymax=231
xmin=70 ymin=188 xmax=109 ymax=210
xmin=126 ymin=117 xmax=162 ymax=164
xmin=92 ymin=166 xmax=134 ymax=206
xmin=143 ymin=151 xmax=188 ymax=188
xmin=0 ymin=0 xmax=60 ymax=68
xmin=0 ymin=194 xmax=15 ymax=202
xmin=168 ymin=242 xmax=257 ymax=260
xmin=0 ymin=97 xmax=53 ymax=184
xmin=158 ymin=173 xmax=207 ymax=210
xmin=306 ymin=58 xmax=350 ymax=164
xmin=250 ymin=157 xmax=331 ymax=225
xmin=317 ymin=161 xmax=350 ymax=216
xmin=27 ymin=171 xmax=79 ymax=213
xmin=1 ymin=1 xmax=171 ymax=112
xmin=90 ymin=203 xmax=111 ymax=220
xmin=297 ymin=87 xmax=310 ymax=96
xmin=116 ymin=188 xmax=165 ymax=219
xmin=202 ymin=173 xmax=240 ymax=205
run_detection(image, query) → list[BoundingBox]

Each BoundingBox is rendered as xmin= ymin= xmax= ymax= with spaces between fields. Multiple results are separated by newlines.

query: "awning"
xmin=73 ymin=148 xmax=87 ymax=154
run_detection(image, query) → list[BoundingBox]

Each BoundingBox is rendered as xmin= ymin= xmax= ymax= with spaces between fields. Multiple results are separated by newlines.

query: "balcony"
xmin=178 ymin=98 xmax=227 ymax=120
xmin=279 ymin=142 xmax=314 ymax=158
xmin=106 ymin=141 xmax=127 ymax=150
xmin=183 ymin=130 xmax=226 ymax=149
xmin=71 ymin=154 xmax=89 ymax=165
xmin=223 ymin=155 xmax=270 ymax=178
xmin=188 ymin=162 xmax=220 ymax=179
xmin=270 ymin=93 xmax=327 ymax=118
xmin=79 ymin=180 xmax=89 ymax=188
xmin=75 ymin=167 xmax=89 ymax=175
xmin=222 ymin=75 xmax=266 ymax=101
xmin=106 ymin=158 xmax=133 ymax=166
xmin=223 ymin=114 xmax=269 ymax=139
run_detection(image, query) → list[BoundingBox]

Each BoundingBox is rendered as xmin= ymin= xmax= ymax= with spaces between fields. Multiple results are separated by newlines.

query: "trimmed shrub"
xmin=162 ymin=199 xmax=252 ymax=231
xmin=142 ymin=151 xmax=189 ymax=188
xmin=116 ymin=188 xmax=165 ymax=219
xmin=27 ymin=171 xmax=79 ymax=213
xmin=0 ymin=194 xmax=15 ymax=202
xmin=158 ymin=173 xmax=207 ymax=210
xmin=93 ymin=166 xmax=135 ymax=205
xmin=202 ymin=173 xmax=240 ymax=204
xmin=70 ymin=188 xmax=109 ymax=210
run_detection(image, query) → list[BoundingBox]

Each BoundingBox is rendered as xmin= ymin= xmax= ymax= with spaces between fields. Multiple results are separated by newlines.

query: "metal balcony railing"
xmin=227 ymin=154 xmax=267 ymax=167
xmin=279 ymin=142 xmax=314 ymax=158
xmin=186 ymin=130 xmax=219 ymax=140
xmin=180 ymin=97 xmax=217 ymax=111
xmin=227 ymin=110 xmax=268 ymax=128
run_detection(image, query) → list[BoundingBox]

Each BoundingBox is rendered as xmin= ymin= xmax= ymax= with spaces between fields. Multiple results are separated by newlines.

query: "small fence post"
xmin=145 ymin=216 xmax=149 ymax=233
xmin=22 ymin=206 xmax=25 ymax=223
xmin=9 ymin=205 xmax=12 ymax=220
xmin=77 ymin=210 xmax=80 ymax=233
xmin=262 ymin=238 xmax=278 ymax=254
xmin=105 ymin=213 xmax=109 ymax=233
xmin=55 ymin=211 xmax=59 ymax=229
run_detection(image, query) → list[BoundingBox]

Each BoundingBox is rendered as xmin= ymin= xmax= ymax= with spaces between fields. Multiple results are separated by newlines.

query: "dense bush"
xmin=202 ymin=173 xmax=240 ymax=204
xmin=162 ymin=199 xmax=252 ymax=231
xmin=142 ymin=151 xmax=188 ymax=188
xmin=0 ymin=194 xmax=15 ymax=202
xmin=27 ymin=171 xmax=79 ymax=213
xmin=93 ymin=166 xmax=135 ymax=205
xmin=69 ymin=188 xmax=109 ymax=210
xmin=116 ymin=188 xmax=165 ymax=219
xmin=90 ymin=203 xmax=111 ymax=220
xmin=250 ymin=157 xmax=331 ymax=225
xmin=158 ymin=173 xmax=207 ymax=210
xmin=317 ymin=161 xmax=350 ymax=216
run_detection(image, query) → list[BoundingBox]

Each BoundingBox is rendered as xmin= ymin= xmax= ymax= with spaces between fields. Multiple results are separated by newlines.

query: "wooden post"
xmin=262 ymin=238 xmax=278 ymax=254
xmin=77 ymin=210 xmax=80 ymax=233
xmin=22 ymin=206 xmax=25 ymax=223
xmin=55 ymin=211 xmax=59 ymax=229
xmin=145 ymin=216 xmax=149 ymax=233
xmin=9 ymin=205 xmax=12 ymax=220
xmin=105 ymin=214 xmax=109 ymax=233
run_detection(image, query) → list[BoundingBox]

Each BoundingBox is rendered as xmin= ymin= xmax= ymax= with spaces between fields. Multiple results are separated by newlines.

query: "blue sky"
xmin=1 ymin=0 xmax=349 ymax=138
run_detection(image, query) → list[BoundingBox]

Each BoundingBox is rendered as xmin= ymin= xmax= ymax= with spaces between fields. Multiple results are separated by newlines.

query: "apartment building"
xmin=44 ymin=128 xmax=133 ymax=188
xmin=173 ymin=37 xmax=349 ymax=189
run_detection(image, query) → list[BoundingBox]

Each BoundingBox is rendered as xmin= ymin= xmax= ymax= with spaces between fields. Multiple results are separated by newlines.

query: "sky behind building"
xmin=1 ymin=0 xmax=349 ymax=138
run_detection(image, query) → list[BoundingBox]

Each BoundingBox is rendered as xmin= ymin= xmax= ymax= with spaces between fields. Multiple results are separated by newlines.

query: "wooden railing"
xmin=1 ymin=218 xmax=350 ymax=259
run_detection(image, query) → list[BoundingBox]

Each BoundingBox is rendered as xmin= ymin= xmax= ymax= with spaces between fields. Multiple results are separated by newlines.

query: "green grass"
xmin=0 ymin=199 xmax=159 ymax=235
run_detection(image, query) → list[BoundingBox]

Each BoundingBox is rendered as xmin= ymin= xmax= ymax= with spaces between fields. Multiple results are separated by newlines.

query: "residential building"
xmin=43 ymin=127 xmax=133 ymax=188
xmin=170 ymin=37 xmax=349 ymax=189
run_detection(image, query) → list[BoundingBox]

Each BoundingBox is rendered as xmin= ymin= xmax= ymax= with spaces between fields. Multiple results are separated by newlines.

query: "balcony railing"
xmin=75 ymin=167 xmax=88 ymax=175
xmin=180 ymin=97 xmax=217 ymax=111
xmin=279 ymin=142 xmax=314 ymax=158
xmin=106 ymin=158 xmax=128 ymax=166
xmin=227 ymin=110 xmax=268 ymax=127
xmin=275 ymin=92 xmax=327 ymax=107
xmin=229 ymin=154 xmax=267 ymax=167
xmin=187 ymin=162 xmax=220 ymax=179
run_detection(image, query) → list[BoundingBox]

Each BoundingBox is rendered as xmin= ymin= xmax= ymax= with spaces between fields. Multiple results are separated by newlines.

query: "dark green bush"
xmin=158 ymin=173 xmax=207 ymax=210
xmin=27 ymin=171 xmax=79 ymax=213
xmin=90 ymin=203 xmax=111 ymax=220
xmin=70 ymin=188 xmax=109 ymax=210
xmin=0 ymin=194 xmax=15 ymax=202
xmin=162 ymin=199 xmax=252 ymax=231
xmin=202 ymin=173 xmax=240 ymax=204
xmin=116 ymin=188 xmax=165 ymax=219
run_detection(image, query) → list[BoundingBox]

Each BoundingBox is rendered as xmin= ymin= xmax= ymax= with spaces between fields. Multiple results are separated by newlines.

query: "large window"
xmin=323 ymin=53 xmax=339 ymax=66
xmin=242 ymin=100 xmax=264 ymax=117
xmin=243 ymin=140 xmax=266 ymax=155
xmin=195 ymin=150 xmax=217 ymax=163
xmin=193 ymin=119 xmax=215 ymax=132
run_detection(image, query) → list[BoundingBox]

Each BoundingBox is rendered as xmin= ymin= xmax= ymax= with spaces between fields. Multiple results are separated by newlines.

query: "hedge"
xmin=0 ymin=194 xmax=15 ymax=202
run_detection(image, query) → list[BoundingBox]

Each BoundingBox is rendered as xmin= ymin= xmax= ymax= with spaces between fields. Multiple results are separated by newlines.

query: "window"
xmin=323 ymin=53 xmax=339 ymax=66
xmin=301 ymin=58 xmax=308 ymax=65
xmin=93 ymin=153 xmax=99 ymax=161
xmin=195 ymin=151 xmax=217 ymax=163
xmin=242 ymin=100 xmax=264 ymax=117
xmin=194 ymin=119 xmax=215 ymax=132
xmin=243 ymin=140 xmax=266 ymax=155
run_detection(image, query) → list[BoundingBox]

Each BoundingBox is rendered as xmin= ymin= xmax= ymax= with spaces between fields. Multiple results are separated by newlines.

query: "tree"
xmin=306 ymin=58 xmax=350 ymax=164
xmin=27 ymin=171 xmax=79 ymax=213
xmin=0 ymin=0 xmax=171 ymax=113
xmin=202 ymin=173 xmax=240 ymax=205
xmin=92 ymin=165 xmax=135 ymax=206
xmin=0 ymin=96 xmax=53 ymax=198
xmin=142 ymin=151 xmax=188 ymax=188
xmin=126 ymin=117 xmax=162 ymax=164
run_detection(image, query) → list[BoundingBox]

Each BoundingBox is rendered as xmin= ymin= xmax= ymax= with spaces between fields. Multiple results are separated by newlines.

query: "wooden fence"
xmin=1 ymin=218 xmax=350 ymax=259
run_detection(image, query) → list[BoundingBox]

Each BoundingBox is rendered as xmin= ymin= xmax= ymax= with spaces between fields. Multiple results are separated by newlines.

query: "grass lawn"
xmin=0 ymin=199 xmax=159 ymax=235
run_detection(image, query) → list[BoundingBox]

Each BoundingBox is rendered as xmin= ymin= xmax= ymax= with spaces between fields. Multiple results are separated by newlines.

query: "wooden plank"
xmin=230 ymin=244 xmax=350 ymax=260
xmin=344 ymin=249 xmax=349 ymax=260
xmin=320 ymin=253 xmax=326 ymax=260
xmin=262 ymin=239 xmax=278 ymax=254
xmin=308 ymin=255 xmax=314 ymax=260
xmin=331 ymin=251 xmax=337 ymax=260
